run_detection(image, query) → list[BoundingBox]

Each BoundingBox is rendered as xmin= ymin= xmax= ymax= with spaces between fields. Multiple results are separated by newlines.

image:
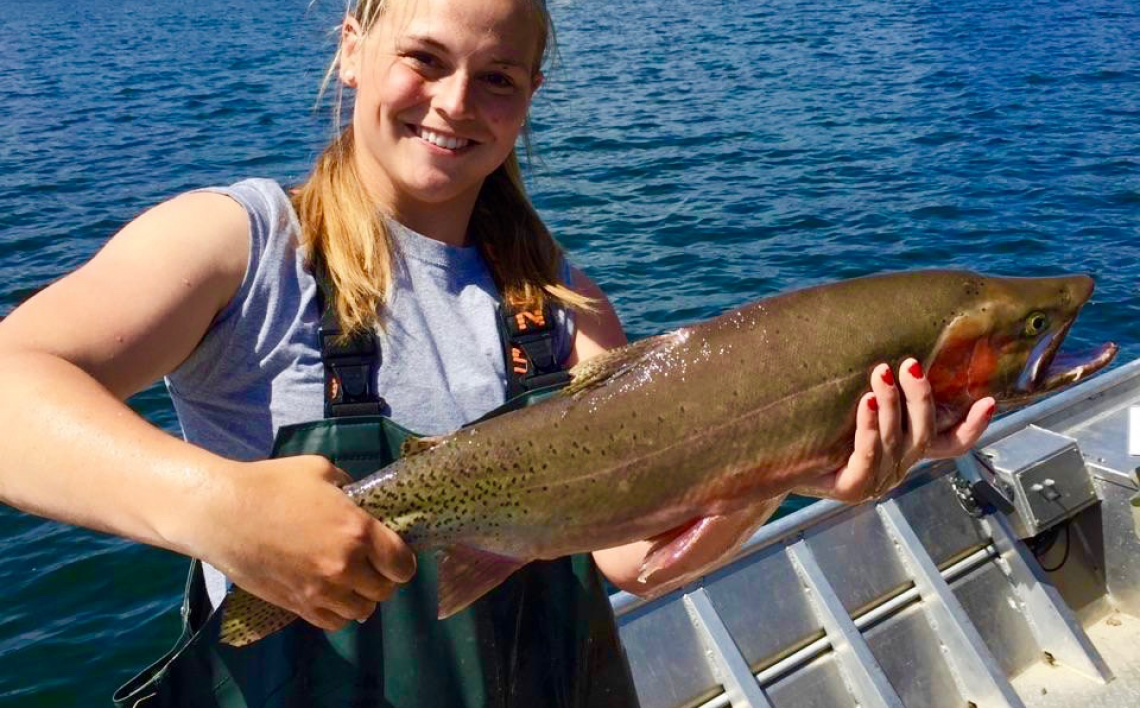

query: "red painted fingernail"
xmin=908 ymin=361 xmax=924 ymax=380
xmin=867 ymin=395 xmax=879 ymax=412
xmin=881 ymin=368 xmax=894 ymax=386
xmin=984 ymin=400 xmax=997 ymax=420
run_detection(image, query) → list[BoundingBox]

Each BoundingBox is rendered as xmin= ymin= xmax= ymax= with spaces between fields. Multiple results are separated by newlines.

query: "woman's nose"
xmin=433 ymin=73 xmax=475 ymax=120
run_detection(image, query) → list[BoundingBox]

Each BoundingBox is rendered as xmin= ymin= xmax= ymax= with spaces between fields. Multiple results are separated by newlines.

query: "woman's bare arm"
xmin=0 ymin=193 xmax=414 ymax=630
xmin=0 ymin=192 xmax=249 ymax=545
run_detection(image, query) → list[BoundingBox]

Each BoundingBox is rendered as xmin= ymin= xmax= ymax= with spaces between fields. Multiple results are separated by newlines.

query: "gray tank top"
xmin=165 ymin=178 xmax=575 ymax=604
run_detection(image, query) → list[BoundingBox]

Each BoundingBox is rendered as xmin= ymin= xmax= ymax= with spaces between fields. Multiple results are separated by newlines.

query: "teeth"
xmin=417 ymin=128 xmax=469 ymax=151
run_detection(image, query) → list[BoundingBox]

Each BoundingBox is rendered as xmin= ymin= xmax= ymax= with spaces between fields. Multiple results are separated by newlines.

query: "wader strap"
xmin=314 ymin=262 xmax=385 ymax=418
xmin=497 ymin=303 xmax=572 ymax=400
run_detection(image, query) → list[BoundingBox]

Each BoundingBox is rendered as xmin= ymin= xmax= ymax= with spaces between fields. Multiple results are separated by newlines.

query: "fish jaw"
xmin=927 ymin=274 xmax=1115 ymax=419
xmin=1000 ymin=337 xmax=1118 ymax=410
xmin=1039 ymin=341 xmax=1119 ymax=390
xmin=998 ymin=275 xmax=1116 ymax=407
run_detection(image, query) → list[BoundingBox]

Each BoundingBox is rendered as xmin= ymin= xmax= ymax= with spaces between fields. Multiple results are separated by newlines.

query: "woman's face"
xmin=342 ymin=0 xmax=543 ymax=215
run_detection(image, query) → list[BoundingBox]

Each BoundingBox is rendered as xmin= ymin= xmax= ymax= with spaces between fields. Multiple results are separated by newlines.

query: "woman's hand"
xmin=798 ymin=358 xmax=996 ymax=503
xmin=198 ymin=456 xmax=417 ymax=633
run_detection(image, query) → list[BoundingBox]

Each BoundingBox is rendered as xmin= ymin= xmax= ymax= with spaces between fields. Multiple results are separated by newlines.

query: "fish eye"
xmin=1024 ymin=311 xmax=1049 ymax=336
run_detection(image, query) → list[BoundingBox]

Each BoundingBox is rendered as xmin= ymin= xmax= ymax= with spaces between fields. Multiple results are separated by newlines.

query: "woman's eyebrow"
xmin=400 ymin=34 xmax=449 ymax=51
xmin=489 ymin=56 xmax=528 ymax=70
xmin=400 ymin=34 xmax=527 ymax=69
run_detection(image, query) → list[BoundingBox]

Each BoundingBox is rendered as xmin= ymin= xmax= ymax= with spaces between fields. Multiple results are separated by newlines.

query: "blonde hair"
xmin=293 ymin=0 xmax=590 ymax=337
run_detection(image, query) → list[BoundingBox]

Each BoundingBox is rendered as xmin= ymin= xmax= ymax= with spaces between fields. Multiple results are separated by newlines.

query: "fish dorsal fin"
xmin=436 ymin=546 xmax=527 ymax=619
xmin=564 ymin=332 xmax=683 ymax=396
xmin=400 ymin=435 xmax=446 ymax=458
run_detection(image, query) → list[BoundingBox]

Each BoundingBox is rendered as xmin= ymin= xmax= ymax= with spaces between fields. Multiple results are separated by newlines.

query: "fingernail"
xmin=881 ymin=367 xmax=894 ymax=386
xmin=401 ymin=554 xmax=418 ymax=582
xmin=984 ymin=400 xmax=997 ymax=421
xmin=867 ymin=395 xmax=879 ymax=412
xmin=908 ymin=361 xmax=924 ymax=380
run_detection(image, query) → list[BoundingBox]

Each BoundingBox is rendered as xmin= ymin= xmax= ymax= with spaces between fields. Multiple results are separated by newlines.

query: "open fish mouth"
xmin=1018 ymin=318 xmax=1117 ymax=397
xmin=1038 ymin=340 xmax=1118 ymax=391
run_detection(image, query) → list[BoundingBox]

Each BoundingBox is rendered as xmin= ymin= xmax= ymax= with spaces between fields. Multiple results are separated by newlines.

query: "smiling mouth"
xmin=411 ymin=125 xmax=475 ymax=152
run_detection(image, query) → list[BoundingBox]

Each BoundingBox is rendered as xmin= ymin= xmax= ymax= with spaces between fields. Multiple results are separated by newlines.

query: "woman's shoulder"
xmin=188 ymin=178 xmax=310 ymax=320
xmin=143 ymin=178 xmax=296 ymax=277
xmin=202 ymin=177 xmax=292 ymax=207
xmin=197 ymin=178 xmax=297 ymax=234
xmin=165 ymin=179 xmax=317 ymax=394
xmin=192 ymin=177 xmax=306 ymax=285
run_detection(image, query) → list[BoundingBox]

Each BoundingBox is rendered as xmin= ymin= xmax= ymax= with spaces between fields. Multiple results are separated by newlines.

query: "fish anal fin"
xmin=436 ymin=546 xmax=527 ymax=619
xmin=218 ymin=587 xmax=299 ymax=647
xmin=636 ymin=517 xmax=711 ymax=585
xmin=401 ymin=435 xmax=447 ymax=458
xmin=565 ymin=331 xmax=683 ymax=396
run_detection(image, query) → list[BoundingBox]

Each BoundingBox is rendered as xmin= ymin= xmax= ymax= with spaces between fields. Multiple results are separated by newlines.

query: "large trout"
xmin=219 ymin=270 xmax=1116 ymax=646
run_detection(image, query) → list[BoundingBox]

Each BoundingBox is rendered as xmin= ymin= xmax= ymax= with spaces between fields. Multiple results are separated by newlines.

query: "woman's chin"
xmin=398 ymin=172 xmax=484 ymax=206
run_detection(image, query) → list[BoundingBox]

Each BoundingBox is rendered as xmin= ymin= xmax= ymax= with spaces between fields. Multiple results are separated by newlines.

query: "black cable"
xmin=1037 ymin=524 xmax=1071 ymax=573
xmin=1028 ymin=524 xmax=1061 ymax=557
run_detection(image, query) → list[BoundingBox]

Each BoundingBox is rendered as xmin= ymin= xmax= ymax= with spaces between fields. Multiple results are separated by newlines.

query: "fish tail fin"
xmin=436 ymin=546 xmax=526 ymax=619
xmin=218 ymin=587 xmax=299 ymax=647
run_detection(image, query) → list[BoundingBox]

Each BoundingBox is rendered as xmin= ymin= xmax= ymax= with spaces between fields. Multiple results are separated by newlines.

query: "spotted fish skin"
xmin=217 ymin=587 xmax=297 ymax=647
xmin=218 ymin=270 xmax=1116 ymax=647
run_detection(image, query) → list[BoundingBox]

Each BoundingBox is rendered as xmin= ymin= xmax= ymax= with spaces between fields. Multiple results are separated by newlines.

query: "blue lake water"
xmin=0 ymin=0 xmax=1138 ymax=702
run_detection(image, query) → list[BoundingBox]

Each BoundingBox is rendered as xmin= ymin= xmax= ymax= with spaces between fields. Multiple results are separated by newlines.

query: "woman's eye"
xmin=483 ymin=73 xmax=516 ymax=92
xmin=405 ymin=51 xmax=440 ymax=69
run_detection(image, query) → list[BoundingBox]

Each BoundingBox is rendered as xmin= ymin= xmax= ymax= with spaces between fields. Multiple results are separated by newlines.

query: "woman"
xmin=0 ymin=0 xmax=995 ymax=704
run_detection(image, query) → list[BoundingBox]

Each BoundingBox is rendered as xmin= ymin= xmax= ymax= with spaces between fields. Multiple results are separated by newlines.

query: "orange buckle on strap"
xmin=511 ymin=346 xmax=529 ymax=375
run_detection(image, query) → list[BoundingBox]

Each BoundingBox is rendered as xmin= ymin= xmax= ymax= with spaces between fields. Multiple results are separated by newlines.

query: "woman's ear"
xmin=529 ymin=71 xmax=544 ymax=99
xmin=340 ymin=15 xmax=364 ymax=88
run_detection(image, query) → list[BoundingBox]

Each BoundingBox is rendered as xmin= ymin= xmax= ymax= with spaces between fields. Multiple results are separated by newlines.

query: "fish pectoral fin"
xmin=565 ymin=332 xmax=683 ymax=396
xmin=637 ymin=496 xmax=786 ymax=587
xmin=436 ymin=546 xmax=527 ymax=619
xmin=401 ymin=435 xmax=447 ymax=458
xmin=218 ymin=586 xmax=299 ymax=647
xmin=637 ymin=515 xmax=730 ymax=586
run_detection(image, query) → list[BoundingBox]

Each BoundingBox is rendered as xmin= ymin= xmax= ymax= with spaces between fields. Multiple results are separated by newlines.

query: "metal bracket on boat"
xmin=952 ymin=450 xmax=1017 ymax=519
xmin=980 ymin=426 xmax=1099 ymax=539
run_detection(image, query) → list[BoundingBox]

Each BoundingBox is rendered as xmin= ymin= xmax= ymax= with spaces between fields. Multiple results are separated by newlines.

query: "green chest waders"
xmin=114 ymin=276 xmax=639 ymax=707
xmin=113 ymin=405 xmax=639 ymax=708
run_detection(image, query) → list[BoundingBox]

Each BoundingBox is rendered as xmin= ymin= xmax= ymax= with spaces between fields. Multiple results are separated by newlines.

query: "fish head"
xmin=926 ymin=274 xmax=1117 ymax=424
